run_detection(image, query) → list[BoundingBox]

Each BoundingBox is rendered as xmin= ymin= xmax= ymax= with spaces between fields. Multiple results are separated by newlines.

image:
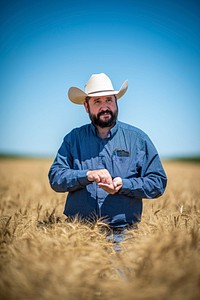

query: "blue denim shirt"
xmin=48 ymin=121 xmax=167 ymax=227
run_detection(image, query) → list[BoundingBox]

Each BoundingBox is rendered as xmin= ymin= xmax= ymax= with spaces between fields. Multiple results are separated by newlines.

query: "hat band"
xmin=88 ymin=89 xmax=114 ymax=95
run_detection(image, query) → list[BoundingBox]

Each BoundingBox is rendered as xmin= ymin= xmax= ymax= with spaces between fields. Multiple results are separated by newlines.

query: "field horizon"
xmin=0 ymin=158 xmax=200 ymax=300
xmin=0 ymin=152 xmax=200 ymax=162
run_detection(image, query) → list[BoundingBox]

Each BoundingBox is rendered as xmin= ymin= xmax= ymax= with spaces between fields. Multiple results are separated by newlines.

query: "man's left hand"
xmin=98 ymin=177 xmax=122 ymax=194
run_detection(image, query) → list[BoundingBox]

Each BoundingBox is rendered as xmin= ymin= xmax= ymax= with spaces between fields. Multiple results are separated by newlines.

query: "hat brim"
xmin=68 ymin=80 xmax=128 ymax=104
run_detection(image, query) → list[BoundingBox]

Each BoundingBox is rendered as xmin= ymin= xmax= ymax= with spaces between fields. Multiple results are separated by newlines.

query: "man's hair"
xmin=85 ymin=96 xmax=90 ymax=103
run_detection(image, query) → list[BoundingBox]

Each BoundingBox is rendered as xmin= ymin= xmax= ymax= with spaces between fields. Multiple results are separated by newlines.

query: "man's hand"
xmin=87 ymin=169 xmax=122 ymax=194
xmin=87 ymin=169 xmax=113 ymax=184
xmin=98 ymin=177 xmax=122 ymax=194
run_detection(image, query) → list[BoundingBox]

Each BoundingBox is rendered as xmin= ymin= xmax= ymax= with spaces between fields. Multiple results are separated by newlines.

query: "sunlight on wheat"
xmin=0 ymin=158 xmax=200 ymax=300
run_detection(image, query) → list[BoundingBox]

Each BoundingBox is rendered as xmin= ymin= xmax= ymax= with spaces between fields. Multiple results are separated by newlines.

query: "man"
xmin=48 ymin=73 xmax=167 ymax=230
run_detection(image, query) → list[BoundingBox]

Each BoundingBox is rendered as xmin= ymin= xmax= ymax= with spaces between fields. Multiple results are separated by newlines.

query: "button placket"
xmin=96 ymin=140 xmax=108 ymax=213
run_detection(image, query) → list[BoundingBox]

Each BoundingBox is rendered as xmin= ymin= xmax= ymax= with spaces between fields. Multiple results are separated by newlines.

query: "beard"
xmin=88 ymin=106 xmax=118 ymax=128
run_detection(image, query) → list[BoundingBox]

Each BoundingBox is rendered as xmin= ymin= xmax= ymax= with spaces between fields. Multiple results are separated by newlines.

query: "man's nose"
xmin=100 ymin=101 xmax=109 ymax=110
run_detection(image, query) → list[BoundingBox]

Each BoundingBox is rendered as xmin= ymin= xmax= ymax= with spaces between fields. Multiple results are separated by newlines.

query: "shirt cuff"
xmin=118 ymin=179 xmax=133 ymax=194
xmin=77 ymin=170 xmax=91 ymax=186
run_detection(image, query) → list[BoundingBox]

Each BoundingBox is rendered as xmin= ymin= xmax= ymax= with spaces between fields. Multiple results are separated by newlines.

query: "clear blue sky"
xmin=0 ymin=0 xmax=199 ymax=158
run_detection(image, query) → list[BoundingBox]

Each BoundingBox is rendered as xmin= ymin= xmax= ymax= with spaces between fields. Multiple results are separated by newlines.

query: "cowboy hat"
xmin=68 ymin=73 xmax=128 ymax=104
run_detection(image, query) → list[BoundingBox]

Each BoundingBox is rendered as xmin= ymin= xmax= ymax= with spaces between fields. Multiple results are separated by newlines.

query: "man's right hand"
xmin=86 ymin=169 xmax=112 ymax=185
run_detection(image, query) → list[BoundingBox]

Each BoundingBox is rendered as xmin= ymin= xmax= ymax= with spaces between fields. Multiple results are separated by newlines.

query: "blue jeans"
xmin=105 ymin=225 xmax=137 ymax=251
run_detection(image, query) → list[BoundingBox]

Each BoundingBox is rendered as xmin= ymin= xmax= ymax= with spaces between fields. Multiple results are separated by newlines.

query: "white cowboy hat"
xmin=68 ymin=73 xmax=128 ymax=104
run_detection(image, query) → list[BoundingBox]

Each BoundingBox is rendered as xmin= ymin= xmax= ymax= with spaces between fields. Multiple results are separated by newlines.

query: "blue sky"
xmin=0 ymin=0 xmax=199 ymax=158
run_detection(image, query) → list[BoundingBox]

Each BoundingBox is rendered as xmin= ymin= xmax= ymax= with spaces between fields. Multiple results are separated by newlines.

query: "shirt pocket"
xmin=111 ymin=149 xmax=132 ymax=178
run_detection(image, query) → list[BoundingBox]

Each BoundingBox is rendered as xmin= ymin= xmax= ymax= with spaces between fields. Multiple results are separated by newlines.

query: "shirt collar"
xmin=90 ymin=121 xmax=119 ymax=139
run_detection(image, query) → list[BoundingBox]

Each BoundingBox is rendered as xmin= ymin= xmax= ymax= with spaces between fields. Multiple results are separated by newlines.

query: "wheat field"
xmin=0 ymin=158 xmax=199 ymax=300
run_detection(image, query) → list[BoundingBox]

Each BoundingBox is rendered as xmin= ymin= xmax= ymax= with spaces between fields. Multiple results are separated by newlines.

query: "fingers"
xmin=98 ymin=182 xmax=115 ymax=194
xmin=113 ymin=177 xmax=122 ymax=188
xmin=87 ymin=169 xmax=112 ymax=184
xmin=87 ymin=171 xmax=122 ymax=194
xmin=98 ymin=177 xmax=122 ymax=194
xmin=100 ymin=169 xmax=112 ymax=184
xmin=87 ymin=170 xmax=100 ymax=182
xmin=91 ymin=173 xmax=101 ymax=183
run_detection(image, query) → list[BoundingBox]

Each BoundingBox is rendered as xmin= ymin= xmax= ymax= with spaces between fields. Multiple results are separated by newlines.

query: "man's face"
xmin=84 ymin=95 xmax=118 ymax=128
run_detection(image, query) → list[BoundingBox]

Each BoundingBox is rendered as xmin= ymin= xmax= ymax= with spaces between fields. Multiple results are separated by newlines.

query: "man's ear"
xmin=84 ymin=101 xmax=89 ymax=113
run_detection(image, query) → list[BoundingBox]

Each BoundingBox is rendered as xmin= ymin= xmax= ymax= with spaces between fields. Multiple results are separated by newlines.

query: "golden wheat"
xmin=0 ymin=158 xmax=199 ymax=300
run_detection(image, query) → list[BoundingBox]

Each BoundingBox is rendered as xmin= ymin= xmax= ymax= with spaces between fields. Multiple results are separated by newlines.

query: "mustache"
xmin=97 ymin=110 xmax=113 ymax=118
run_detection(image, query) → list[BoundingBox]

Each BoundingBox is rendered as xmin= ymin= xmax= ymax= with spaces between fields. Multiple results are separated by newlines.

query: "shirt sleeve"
xmin=48 ymin=135 xmax=91 ymax=193
xmin=118 ymin=133 xmax=167 ymax=199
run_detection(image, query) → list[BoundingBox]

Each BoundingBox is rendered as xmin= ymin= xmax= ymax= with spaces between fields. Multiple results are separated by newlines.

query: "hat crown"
xmin=85 ymin=73 xmax=114 ymax=95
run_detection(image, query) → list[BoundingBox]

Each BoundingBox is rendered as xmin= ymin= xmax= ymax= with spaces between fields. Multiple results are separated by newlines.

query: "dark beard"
xmin=88 ymin=108 xmax=118 ymax=128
